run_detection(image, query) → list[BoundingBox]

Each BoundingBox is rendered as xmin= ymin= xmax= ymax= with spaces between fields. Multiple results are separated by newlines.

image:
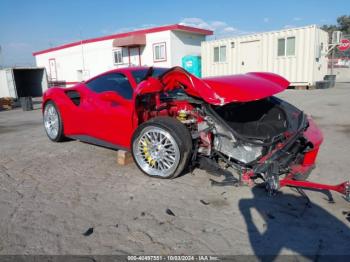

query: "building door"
xmin=49 ymin=58 xmax=57 ymax=80
xmin=239 ymin=40 xmax=261 ymax=73
xmin=5 ymin=69 xmax=17 ymax=98
xmin=129 ymin=47 xmax=140 ymax=66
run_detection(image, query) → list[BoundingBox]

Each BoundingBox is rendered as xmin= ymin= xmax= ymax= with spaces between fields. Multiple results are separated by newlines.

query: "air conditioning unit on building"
xmin=332 ymin=31 xmax=343 ymax=44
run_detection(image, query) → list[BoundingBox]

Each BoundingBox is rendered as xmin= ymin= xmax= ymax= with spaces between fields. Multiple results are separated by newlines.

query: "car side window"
xmin=86 ymin=73 xmax=133 ymax=100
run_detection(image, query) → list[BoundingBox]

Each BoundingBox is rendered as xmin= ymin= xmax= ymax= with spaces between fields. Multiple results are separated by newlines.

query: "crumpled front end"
xmin=134 ymin=66 xmax=349 ymax=200
xmin=135 ymin=66 xmax=290 ymax=105
xmin=239 ymin=116 xmax=348 ymax=199
xmin=198 ymin=97 xmax=348 ymax=199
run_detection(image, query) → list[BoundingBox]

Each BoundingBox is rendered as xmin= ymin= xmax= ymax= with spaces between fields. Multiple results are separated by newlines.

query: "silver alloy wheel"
xmin=44 ymin=103 xmax=59 ymax=140
xmin=133 ymin=126 xmax=181 ymax=177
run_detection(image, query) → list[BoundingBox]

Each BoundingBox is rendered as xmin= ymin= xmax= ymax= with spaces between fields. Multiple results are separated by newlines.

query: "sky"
xmin=0 ymin=0 xmax=348 ymax=66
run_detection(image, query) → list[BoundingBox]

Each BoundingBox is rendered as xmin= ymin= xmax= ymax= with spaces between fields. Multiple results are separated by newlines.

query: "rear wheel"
xmin=131 ymin=117 xmax=192 ymax=179
xmin=43 ymin=101 xmax=65 ymax=142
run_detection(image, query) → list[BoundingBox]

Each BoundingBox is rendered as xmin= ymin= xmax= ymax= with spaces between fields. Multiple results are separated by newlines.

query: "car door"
xmin=58 ymin=83 xmax=91 ymax=136
xmin=84 ymin=72 xmax=134 ymax=149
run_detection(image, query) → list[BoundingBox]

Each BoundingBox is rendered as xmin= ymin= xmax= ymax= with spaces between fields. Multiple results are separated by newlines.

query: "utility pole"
xmin=80 ymin=30 xmax=86 ymax=80
xmin=0 ymin=45 xmax=2 ymax=69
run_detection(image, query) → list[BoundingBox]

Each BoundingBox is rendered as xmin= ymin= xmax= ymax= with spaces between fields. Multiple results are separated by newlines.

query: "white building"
xmin=201 ymin=25 xmax=329 ymax=87
xmin=33 ymin=24 xmax=212 ymax=85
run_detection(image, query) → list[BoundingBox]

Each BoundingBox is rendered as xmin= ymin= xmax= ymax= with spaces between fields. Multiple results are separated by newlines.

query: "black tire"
xmin=43 ymin=101 xmax=65 ymax=142
xmin=131 ymin=116 xmax=193 ymax=179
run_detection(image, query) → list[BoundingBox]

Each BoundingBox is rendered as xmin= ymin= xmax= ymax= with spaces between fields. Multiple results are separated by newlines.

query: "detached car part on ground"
xmin=42 ymin=66 xmax=349 ymax=200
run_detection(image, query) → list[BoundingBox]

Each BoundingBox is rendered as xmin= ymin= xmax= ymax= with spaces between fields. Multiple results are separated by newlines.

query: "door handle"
xmin=241 ymin=61 xmax=245 ymax=66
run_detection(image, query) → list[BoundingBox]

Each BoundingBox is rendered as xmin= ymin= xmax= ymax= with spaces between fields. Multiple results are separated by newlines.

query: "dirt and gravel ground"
xmin=0 ymin=84 xmax=349 ymax=258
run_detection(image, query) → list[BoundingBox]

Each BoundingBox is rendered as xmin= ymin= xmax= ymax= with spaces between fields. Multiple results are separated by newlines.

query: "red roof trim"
xmin=33 ymin=24 xmax=213 ymax=56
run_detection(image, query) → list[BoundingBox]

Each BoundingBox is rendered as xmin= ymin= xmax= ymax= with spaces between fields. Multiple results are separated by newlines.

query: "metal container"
xmin=324 ymin=75 xmax=336 ymax=87
xmin=0 ymin=67 xmax=48 ymax=98
xmin=201 ymin=25 xmax=329 ymax=88
xmin=182 ymin=55 xmax=202 ymax=77
xmin=316 ymin=80 xmax=331 ymax=89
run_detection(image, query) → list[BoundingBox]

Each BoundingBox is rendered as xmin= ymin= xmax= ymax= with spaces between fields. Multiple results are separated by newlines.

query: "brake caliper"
xmin=142 ymin=139 xmax=156 ymax=167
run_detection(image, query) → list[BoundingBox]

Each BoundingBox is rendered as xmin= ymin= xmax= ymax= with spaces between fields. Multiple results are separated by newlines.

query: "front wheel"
xmin=43 ymin=101 xmax=65 ymax=142
xmin=131 ymin=117 xmax=192 ymax=179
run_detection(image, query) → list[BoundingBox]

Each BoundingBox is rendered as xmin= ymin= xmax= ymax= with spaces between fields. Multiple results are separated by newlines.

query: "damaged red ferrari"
xmin=42 ymin=66 xmax=349 ymax=199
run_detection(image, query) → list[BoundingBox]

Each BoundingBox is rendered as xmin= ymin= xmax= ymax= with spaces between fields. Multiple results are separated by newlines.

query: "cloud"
xmin=101 ymin=23 xmax=158 ymax=35
xmin=179 ymin=17 xmax=246 ymax=37
xmin=179 ymin=17 xmax=212 ymax=30
xmin=263 ymin=17 xmax=270 ymax=23
xmin=293 ymin=17 xmax=302 ymax=21
xmin=211 ymin=21 xmax=227 ymax=28
xmin=283 ymin=24 xmax=296 ymax=29
xmin=223 ymin=27 xmax=236 ymax=32
xmin=101 ymin=18 xmax=246 ymax=39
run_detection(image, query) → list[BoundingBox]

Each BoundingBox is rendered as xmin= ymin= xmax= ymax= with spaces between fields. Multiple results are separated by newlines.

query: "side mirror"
xmin=100 ymin=91 xmax=129 ymax=106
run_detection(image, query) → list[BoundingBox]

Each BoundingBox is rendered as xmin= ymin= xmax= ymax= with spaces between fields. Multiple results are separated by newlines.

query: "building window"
xmin=278 ymin=37 xmax=295 ymax=56
xmin=214 ymin=47 xmax=219 ymax=62
xmin=286 ymin=37 xmax=295 ymax=56
xmin=213 ymin=45 xmax=227 ymax=62
xmin=153 ymin=42 xmax=166 ymax=62
xmin=277 ymin=39 xmax=285 ymax=56
xmin=114 ymin=49 xmax=123 ymax=64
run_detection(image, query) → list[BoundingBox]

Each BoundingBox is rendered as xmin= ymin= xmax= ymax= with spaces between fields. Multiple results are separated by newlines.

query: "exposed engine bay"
xmin=136 ymin=88 xmax=306 ymax=177
xmin=133 ymin=67 xmax=349 ymax=199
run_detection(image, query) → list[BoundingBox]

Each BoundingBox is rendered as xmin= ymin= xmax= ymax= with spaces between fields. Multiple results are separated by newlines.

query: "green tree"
xmin=322 ymin=15 xmax=350 ymax=58
xmin=337 ymin=15 xmax=350 ymax=34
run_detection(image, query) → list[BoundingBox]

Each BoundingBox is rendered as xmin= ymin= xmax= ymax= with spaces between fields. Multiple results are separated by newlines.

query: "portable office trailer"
xmin=33 ymin=24 xmax=212 ymax=85
xmin=201 ymin=25 xmax=329 ymax=87
xmin=0 ymin=67 xmax=48 ymax=98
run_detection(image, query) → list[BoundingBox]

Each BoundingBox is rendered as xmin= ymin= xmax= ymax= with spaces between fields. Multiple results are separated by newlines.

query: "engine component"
xmin=264 ymin=162 xmax=280 ymax=196
xmin=213 ymin=135 xmax=263 ymax=164
xmin=196 ymin=121 xmax=212 ymax=155
xmin=177 ymin=109 xmax=188 ymax=121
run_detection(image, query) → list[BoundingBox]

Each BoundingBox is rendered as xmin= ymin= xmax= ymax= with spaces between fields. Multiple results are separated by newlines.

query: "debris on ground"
xmin=83 ymin=227 xmax=94 ymax=236
xmin=166 ymin=208 xmax=175 ymax=216
xmin=0 ymin=97 xmax=15 ymax=111
xmin=342 ymin=211 xmax=350 ymax=222
xmin=200 ymin=200 xmax=210 ymax=205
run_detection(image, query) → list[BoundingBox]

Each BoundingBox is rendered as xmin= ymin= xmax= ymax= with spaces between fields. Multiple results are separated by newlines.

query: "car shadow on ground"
xmin=239 ymin=186 xmax=350 ymax=260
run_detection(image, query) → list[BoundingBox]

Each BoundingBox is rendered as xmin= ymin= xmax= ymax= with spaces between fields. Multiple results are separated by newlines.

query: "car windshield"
xmin=131 ymin=68 xmax=169 ymax=84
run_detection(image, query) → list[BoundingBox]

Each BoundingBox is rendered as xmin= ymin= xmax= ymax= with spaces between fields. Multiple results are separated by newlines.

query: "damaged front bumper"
xmin=242 ymin=116 xmax=350 ymax=201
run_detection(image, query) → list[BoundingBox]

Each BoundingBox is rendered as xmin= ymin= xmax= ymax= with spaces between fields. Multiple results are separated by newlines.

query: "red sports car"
xmin=43 ymin=66 xmax=349 ymax=198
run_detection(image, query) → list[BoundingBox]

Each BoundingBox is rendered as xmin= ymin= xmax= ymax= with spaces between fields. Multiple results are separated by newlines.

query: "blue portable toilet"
xmin=182 ymin=55 xmax=202 ymax=77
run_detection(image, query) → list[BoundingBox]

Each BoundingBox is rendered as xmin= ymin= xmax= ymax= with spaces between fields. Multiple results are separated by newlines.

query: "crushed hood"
xmin=136 ymin=67 xmax=290 ymax=105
